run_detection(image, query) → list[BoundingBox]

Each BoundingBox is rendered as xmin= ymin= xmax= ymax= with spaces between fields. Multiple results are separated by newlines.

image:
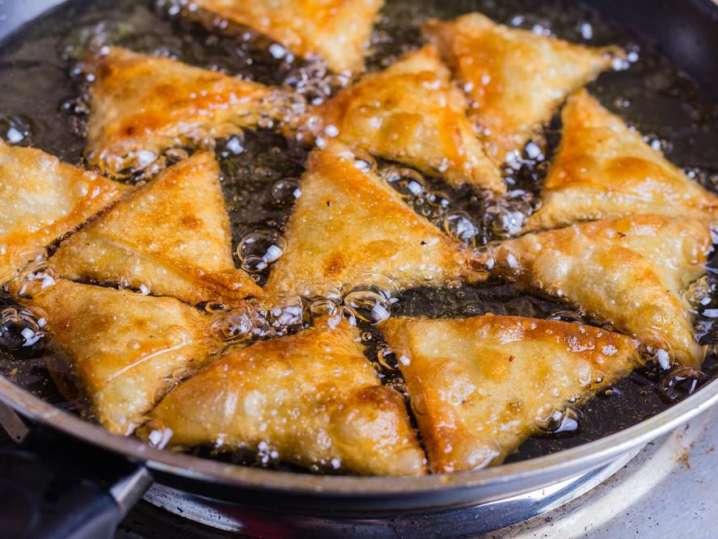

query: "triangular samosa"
xmin=382 ymin=315 xmax=640 ymax=472
xmin=191 ymin=0 xmax=383 ymax=74
xmin=526 ymin=90 xmax=718 ymax=231
xmin=49 ymin=151 xmax=262 ymax=306
xmin=142 ymin=320 xmax=426 ymax=476
xmin=0 ymin=141 xmax=127 ymax=284
xmin=28 ymin=279 xmax=220 ymax=435
xmin=316 ymin=45 xmax=504 ymax=193
xmin=424 ymin=13 xmax=620 ymax=163
xmin=86 ymin=47 xmax=276 ymax=177
xmin=487 ymin=215 xmax=711 ymax=367
xmin=264 ymin=142 xmax=477 ymax=300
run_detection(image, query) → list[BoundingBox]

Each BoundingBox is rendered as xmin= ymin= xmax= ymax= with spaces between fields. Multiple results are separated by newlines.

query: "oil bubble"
xmin=382 ymin=166 xmax=427 ymax=200
xmin=268 ymin=299 xmax=307 ymax=335
xmin=8 ymin=257 xmax=57 ymax=299
xmin=659 ymin=366 xmax=704 ymax=403
xmin=236 ymin=230 xmax=286 ymax=273
xmin=539 ymin=408 xmax=580 ymax=435
xmin=443 ymin=212 xmax=480 ymax=245
xmin=376 ymin=345 xmax=399 ymax=372
xmin=211 ymin=307 xmax=258 ymax=344
xmin=343 ymin=286 xmax=393 ymax=325
xmin=270 ymin=178 xmax=301 ymax=208
xmin=0 ymin=114 xmax=32 ymax=146
xmin=352 ymin=150 xmax=377 ymax=174
xmin=0 ymin=307 xmax=45 ymax=352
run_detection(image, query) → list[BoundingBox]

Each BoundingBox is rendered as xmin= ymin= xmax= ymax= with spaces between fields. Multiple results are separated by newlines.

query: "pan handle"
xmin=0 ymin=424 xmax=153 ymax=539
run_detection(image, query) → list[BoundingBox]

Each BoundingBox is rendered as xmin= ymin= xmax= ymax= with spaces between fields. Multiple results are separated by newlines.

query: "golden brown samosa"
xmin=0 ymin=141 xmax=126 ymax=284
xmin=29 ymin=279 xmax=220 ymax=435
xmin=425 ymin=13 xmax=620 ymax=163
xmin=144 ymin=320 xmax=426 ymax=476
xmin=383 ymin=315 xmax=640 ymax=472
xmin=50 ymin=151 xmax=262 ymax=306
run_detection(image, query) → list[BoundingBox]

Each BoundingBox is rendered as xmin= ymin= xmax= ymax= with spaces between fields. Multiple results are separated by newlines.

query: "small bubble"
xmin=147 ymin=427 xmax=173 ymax=449
xmin=376 ymin=345 xmax=399 ymax=372
xmin=540 ymin=408 xmax=580 ymax=435
xmin=0 ymin=114 xmax=32 ymax=146
xmin=212 ymin=308 xmax=257 ymax=344
xmin=578 ymin=22 xmax=593 ymax=40
xmin=343 ymin=286 xmax=393 ymax=325
xmin=0 ymin=307 xmax=45 ymax=352
xmin=236 ymin=230 xmax=286 ymax=273
xmin=382 ymin=166 xmax=427 ymax=200
xmin=270 ymin=178 xmax=301 ymax=208
xmin=659 ymin=366 xmax=705 ymax=403
xmin=225 ymin=136 xmax=244 ymax=155
xmin=443 ymin=212 xmax=479 ymax=245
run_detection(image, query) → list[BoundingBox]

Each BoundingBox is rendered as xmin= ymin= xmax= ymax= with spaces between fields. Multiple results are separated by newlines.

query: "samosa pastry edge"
xmin=190 ymin=0 xmax=383 ymax=74
xmin=86 ymin=47 xmax=278 ymax=177
xmin=265 ymin=142 xmax=479 ymax=301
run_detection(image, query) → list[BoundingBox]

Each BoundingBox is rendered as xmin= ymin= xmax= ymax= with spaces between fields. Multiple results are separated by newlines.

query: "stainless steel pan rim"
xmin=1 ymin=373 xmax=716 ymax=496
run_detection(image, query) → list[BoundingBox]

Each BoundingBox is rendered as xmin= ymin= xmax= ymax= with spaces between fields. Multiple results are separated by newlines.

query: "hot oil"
xmin=0 ymin=0 xmax=718 ymax=471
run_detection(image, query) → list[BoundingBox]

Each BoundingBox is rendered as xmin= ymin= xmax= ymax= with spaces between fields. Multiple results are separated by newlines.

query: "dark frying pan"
xmin=0 ymin=1 xmax=718 ymax=538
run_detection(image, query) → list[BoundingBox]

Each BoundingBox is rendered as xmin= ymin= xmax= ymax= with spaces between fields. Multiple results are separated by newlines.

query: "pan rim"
xmin=1 ymin=372 xmax=717 ymax=495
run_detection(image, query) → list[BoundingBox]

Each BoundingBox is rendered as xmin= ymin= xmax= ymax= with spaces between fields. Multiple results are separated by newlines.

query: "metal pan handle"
xmin=0 ymin=404 xmax=152 ymax=539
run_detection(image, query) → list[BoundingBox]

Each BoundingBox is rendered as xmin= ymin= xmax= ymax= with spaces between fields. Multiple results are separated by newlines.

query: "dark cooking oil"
xmin=1 ymin=0 xmax=718 ymax=471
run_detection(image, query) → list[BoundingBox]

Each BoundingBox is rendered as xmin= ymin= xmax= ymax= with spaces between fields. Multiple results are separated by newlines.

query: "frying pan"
xmin=1 ymin=0 xmax=718 ymax=538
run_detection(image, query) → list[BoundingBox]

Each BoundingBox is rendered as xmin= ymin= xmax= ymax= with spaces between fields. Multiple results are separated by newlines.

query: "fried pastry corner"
xmin=487 ymin=215 xmax=711 ymax=367
xmin=192 ymin=0 xmax=383 ymax=74
xmin=86 ymin=47 xmax=276 ymax=177
xmin=49 ymin=151 xmax=262 ymax=306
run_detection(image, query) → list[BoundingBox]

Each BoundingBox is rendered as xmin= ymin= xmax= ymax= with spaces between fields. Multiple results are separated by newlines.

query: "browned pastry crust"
xmin=315 ymin=45 xmax=504 ymax=193
xmin=49 ymin=151 xmax=262 ymax=306
xmin=191 ymin=0 xmax=383 ymax=74
xmin=264 ymin=142 xmax=478 ymax=300
xmin=526 ymin=90 xmax=718 ymax=231
xmin=86 ymin=47 xmax=276 ymax=177
xmin=382 ymin=315 xmax=640 ymax=473
xmin=143 ymin=320 xmax=427 ymax=476
xmin=0 ymin=141 xmax=127 ymax=285
xmin=488 ymin=215 xmax=711 ymax=367
xmin=424 ymin=13 xmax=620 ymax=163
xmin=28 ymin=279 xmax=220 ymax=435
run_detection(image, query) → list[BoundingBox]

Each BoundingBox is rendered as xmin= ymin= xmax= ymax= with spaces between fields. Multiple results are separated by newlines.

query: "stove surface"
xmin=110 ymin=408 xmax=717 ymax=538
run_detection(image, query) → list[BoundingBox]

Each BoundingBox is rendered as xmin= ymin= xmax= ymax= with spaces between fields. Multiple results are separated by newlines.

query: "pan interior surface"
xmin=0 ymin=0 xmax=717 ymax=503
